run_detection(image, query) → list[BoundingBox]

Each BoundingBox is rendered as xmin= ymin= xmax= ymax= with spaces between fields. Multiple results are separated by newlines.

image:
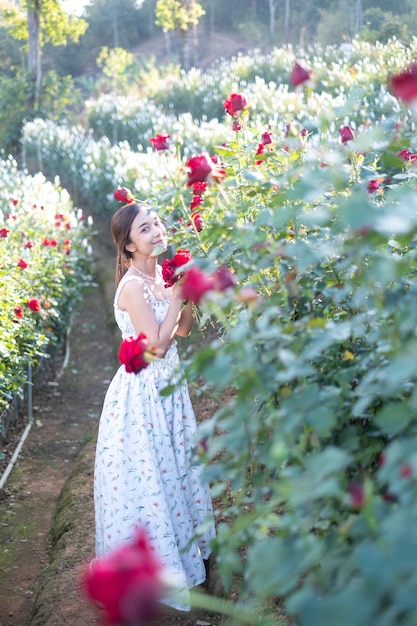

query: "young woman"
xmin=93 ymin=202 xmax=216 ymax=611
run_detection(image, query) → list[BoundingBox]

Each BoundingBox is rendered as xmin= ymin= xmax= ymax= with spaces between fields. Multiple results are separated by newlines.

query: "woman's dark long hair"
xmin=111 ymin=203 xmax=148 ymax=286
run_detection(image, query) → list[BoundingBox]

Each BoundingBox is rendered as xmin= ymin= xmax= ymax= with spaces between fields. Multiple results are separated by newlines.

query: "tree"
xmin=155 ymin=0 xmax=205 ymax=70
xmin=3 ymin=0 xmax=87 ymax=108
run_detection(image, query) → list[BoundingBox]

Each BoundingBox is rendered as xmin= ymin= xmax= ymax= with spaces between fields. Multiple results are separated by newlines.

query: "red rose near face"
xmin=118 ymin=333 xmax=150 ymax=374
xmin=162 ymin=249 xmax=193 ymax=287
xmin=114 ymin=186 xmax=134 ymax=204
xmin=224 ymin=92 xmax=248 ymax=117
xmin=149 ymin=134 xmax=170 ymax=151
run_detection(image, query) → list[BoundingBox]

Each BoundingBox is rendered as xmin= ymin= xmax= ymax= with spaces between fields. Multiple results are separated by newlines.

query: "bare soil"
xmin=0 ymin=215 xmax=222 ymax=626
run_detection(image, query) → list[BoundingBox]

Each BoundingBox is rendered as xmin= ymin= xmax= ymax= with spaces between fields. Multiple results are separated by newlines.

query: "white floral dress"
xmin=94 ymin=273 xmax=216 ymax=611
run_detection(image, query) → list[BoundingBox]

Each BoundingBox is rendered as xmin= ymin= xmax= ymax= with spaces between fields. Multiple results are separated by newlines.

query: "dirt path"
xmin=0 ymin=215 xmax=220 ymax=626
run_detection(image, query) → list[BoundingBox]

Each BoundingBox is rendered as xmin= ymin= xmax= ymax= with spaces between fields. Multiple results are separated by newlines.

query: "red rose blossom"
xmin=17 ymin=258 xmax=28 ymax=269
xmin=14 ymin=306 xmax=23 ymax=319
xmin=397 ymin=149 xmax=417 ymax=161
xmin=190 ymin=194 xmax=202 ymax=211
xmin=149 ymin=134 xmax=170 ymax=151
xmin=82 ymin=527 xmax=163 ymax=626
xmin=114 ymin=186 xmax=134 ymax=204
xmin=191 ymin=213 xmax=204 ymax=232
xmin=186 ymin=153 xmax=225 ymax=187
xmin=27 ymin=298 xmax=41 ymax=312
xmin=291 ymin=61 xmax=312 ymax=87
xmin=180 ymin=266 xmax=215 ymax=304
xmin=191 ymin=182 xmax=208 ymax=196
xmin=212 ymin=266 xmax=236 ymax=291
xmin=0 ymin=227 xmax=9 ymax=238
xmin=261 ymin=132 xmax=272 ymax=145
xmin=162 ymin=249 xmax=193 ymax=287
xmin=224 ymin=92 xmax=248 ymax=117
xmin=118 ymin=333 xmax=151 ymax=374
xmin=232 ymin=120 xmax=242 ymax=131
xmin=348 ymin=480 xmax=365 ymax=508
xmin=367 ymin=179 xmax=381 ymax=194
xmin=339 ymin=125 xmax=355 ymax=143
xmin=389 ymin=63 xmax=417 ymax=103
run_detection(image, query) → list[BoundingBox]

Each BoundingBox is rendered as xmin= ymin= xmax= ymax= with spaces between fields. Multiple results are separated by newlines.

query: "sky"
xmin=61 ymin=0 xmax=89 ymax=16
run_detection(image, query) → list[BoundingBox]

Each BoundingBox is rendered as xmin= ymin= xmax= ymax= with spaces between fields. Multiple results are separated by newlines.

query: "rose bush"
xmin=19 ymin=38 xmax=417 ymax=625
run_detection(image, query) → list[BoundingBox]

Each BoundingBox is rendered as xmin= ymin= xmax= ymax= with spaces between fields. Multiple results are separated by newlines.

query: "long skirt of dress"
xmin=94 ymin=362 xmax=216 ymax=611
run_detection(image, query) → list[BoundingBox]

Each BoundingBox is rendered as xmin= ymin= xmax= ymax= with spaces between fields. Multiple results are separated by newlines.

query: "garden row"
xmin=0 ymin=156 xmax=93 ymax=438
xmin=16 ymin=38 xmax=417 ymax=624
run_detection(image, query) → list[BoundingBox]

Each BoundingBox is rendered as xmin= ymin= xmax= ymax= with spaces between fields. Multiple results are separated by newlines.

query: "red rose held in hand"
xmin=224 ymin=93 xmax=247 ymax=117
xmin=162 ymin=249 xmax=193 ymax=287
xmin=82 ymin=527 xmax=163 ymax=625
xmin=118 ymin=333 xmax=151 ymax=374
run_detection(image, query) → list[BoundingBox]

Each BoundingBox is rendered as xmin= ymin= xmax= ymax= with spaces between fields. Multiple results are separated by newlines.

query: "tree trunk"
xmin=283 ymin=0 xmax=290 ymax=42
xmin=354 ymin=0 xmax=363 ymax=34
xmin=27 ymin=0 xmax=41 ymax=110
xmin=269 ymin=0 xmax=277 ymax=38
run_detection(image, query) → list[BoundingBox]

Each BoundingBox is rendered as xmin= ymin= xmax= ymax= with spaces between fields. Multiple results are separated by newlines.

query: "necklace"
xmin=131 ymin=263 xmax=157 ymax=282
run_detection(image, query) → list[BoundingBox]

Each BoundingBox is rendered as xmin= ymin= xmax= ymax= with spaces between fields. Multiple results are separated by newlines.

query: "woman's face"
xmin=128 ymin=206 xmax=167 ymax=257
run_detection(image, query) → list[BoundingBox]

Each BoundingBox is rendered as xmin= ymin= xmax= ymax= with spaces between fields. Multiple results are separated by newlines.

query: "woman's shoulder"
xmin=115 ymin=273 xmax=149 ymax=308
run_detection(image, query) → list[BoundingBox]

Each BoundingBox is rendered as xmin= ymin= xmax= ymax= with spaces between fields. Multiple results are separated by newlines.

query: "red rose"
xmin=149 ymin=134 xmax=170 ymax=151
xmin=291 ymin=61 xmax=312 ymax=87
xmin=224 ymin=93 xmax=247 ymax=117
xmin=27 ymin=298 xmax=41 ymax=312
xmin=397 ymin=149 xmax=417 ymax=161
xmin=389 ymin=63 xmax=417 ymax=103
xmin=186 ymin=153 xmax=225 ymax=187
xmin=191 ymin=182 xmax=208 ymax=196
xmin=180 ymin=266 xmax=215 ymax=304
xmin=191 ymin=213 xmax=204 ymax=232
xmin=114 ymin=186 xmax=134 ymax=204
xmin=82 ymin=527 xmax=163 ymax=625
xmin=261 ymin=132 xmax=272 ymax=145
xmin=162 ymin=249 xmax=193 ymax=287
xmin=25 ymin=240 xmax=34 ymax=248
xmin=339 ymin=125 xmax=355 ymax=143
xmin=17 ymin=258 xmax=28 ymax=269
xmin=232 ymin=120 xmax=242 ymax=131
xmin=118 ymin=334 xmax=151 ymax=374
xmin=212 ymin=266 xmax=236 ymax=291
xmin=348 ymin=480 xmax=365 ymax=508
xmin=190 ymin=194 xmax=202 ymax=211
xmin=14 ymin=306 xmax=23 ymax=319
xmin=0 ymin=227 xmax=9 ymax=238
xmin=367 ymin=179 xmax=380 ymax=193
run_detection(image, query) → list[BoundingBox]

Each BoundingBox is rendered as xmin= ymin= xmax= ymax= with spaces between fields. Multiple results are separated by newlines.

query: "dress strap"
xmin=114 ymin=274 xmax=153 ymax=309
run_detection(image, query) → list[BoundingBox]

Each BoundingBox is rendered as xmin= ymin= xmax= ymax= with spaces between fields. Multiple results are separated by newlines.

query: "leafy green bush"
xmin=0 ymin=156 xmax=93 ymax=415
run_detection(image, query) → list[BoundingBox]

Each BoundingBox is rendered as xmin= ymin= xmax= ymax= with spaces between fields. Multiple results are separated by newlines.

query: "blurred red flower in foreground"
xmin=114 ymin=186 xmax=135 ymax=204
xmin=162 ymin=249 xmax=193 ymax=287
xmin=0 ymin=227 xmax=9 ymax=238
xmin=389 ymin=63 xmax=417 ymax=103
xmin=348 ymin=480 xmax=365 ymax=509
xmin=291 ymin=61 xmax=312 ymax=87
xmin=224 ymin=92 xmax=247 ymax=116
xmin=339 ymin=125 xmax=355 ymax=143
xmin=82 ymin=527 xmax=163 ymax=626
xmin=186 ymin=153 xmax=225 ymax=186
xmin=367 ymin=179 xmax=381 ymax=194
xmin=149 ymin=134 xmax=170 ymax=151
xmin=181 ymin=266 xmax=215 ymax=304
xmin=118 ymin=333 xmax=152 ymax=374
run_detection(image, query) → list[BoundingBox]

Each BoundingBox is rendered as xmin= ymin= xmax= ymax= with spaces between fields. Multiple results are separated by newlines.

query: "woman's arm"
xmin=177 ymin=300 xmax=193 ymax=337
xmin=118 ymin=280 xmax=186 ymax=357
